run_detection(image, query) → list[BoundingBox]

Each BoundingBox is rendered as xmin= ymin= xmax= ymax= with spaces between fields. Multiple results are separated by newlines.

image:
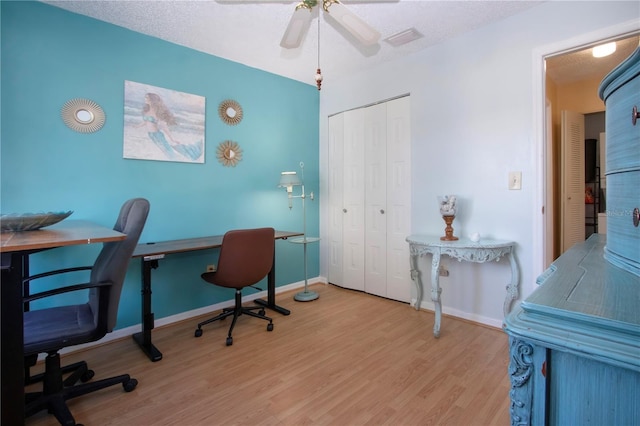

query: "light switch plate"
xmin=509 ymin=171 xmax=522 ymax=190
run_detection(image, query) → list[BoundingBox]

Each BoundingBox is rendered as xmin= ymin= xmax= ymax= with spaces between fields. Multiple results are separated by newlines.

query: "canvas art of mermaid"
xmin=138 ymin=93 xmax=203 ymax=161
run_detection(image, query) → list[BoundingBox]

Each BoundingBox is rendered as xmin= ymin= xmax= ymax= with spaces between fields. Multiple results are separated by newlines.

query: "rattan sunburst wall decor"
xmin=61 ymin=98 xmax=106 ymax=133
xmin=218 ymin=99 xmax=243 ymax=126
xmin=216 ymin=140 xmax=243 ymax=167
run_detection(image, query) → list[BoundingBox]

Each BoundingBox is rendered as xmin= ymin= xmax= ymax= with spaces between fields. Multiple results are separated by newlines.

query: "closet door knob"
xmin=380 ymin=209 xmax=385 ymax=214
xmin=633 ymin=208 xmax=639 ymax=228
xmin=633 ymin=105 xmax=639 ymax=126
xmin=343 ymin=208 xmax=347 ymax=213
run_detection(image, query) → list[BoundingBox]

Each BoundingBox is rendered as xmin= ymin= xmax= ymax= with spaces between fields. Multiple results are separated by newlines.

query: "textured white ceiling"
xmin=44 ymin=0 xmax=545 ymax=85
xmin=43 ymin=0 xmax=637 ymax=87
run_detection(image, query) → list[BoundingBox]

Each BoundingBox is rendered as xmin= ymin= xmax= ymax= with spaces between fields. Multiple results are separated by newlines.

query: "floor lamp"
xmin=279 ymin=162 xmax=319 ymax=301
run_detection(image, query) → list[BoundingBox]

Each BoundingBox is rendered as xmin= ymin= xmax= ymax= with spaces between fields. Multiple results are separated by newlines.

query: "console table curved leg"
xmin=410 ymin=254 xmax=422 ymax=311
xmin=503 ymin=251 xmax=520 ymax=316
xmin=431 ymin=252 xmax=442 ymax=338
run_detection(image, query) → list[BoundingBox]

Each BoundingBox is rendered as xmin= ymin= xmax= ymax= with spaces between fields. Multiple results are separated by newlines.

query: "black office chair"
xmin=194 ymin=227 xmax=275 ymax=346
xmin=23 ymin=198 xmax=150 ymax=426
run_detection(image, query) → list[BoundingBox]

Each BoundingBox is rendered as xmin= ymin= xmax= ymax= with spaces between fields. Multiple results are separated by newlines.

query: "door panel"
xmin=561 ymin=110 xmax=585 ymax=252
xmin=342 ymin=109 xmax=365 ymax=291
xmin=364 ymin=103 xmax=388 ymax=297
xmin=328 ymin=113 xmax=344 ymax=285
xmin=385 ymin=97 xmax=411 ymax=302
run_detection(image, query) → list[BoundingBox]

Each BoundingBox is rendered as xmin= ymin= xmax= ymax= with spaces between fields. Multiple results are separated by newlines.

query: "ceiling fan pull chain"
xmin=315 ymin=14 xmax=323 ymax=90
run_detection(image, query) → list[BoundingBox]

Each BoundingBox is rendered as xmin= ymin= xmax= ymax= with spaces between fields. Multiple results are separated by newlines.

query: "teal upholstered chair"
xmin=23 ymin=198 xmax=149 ymax=426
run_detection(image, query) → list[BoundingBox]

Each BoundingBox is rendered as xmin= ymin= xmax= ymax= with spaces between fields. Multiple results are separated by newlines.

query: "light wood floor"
xmin=26 ymin=283 xmax=511 ymax=425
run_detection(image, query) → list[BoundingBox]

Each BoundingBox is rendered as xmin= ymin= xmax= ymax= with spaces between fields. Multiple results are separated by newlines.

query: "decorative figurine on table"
xmin=438 ymin=195 xmax=459 ymax=241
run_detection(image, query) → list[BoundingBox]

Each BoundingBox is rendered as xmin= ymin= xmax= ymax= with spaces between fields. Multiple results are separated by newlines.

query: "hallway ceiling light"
xmin=592 ymin=42 xmax=616 ymax=58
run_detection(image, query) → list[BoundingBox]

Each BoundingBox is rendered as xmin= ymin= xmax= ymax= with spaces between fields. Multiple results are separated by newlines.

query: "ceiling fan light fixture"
xmin=592 ymin=42 xmax=616 ymax=58
xmin=325 ymin=0 xmax=380 ymax=46
xmin=384 ymin=27 xmax=423 ymax=47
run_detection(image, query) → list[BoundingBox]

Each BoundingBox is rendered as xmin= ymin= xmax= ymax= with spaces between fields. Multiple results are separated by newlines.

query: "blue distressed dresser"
xmin=504 ymin=47 xmax=640 ymax=425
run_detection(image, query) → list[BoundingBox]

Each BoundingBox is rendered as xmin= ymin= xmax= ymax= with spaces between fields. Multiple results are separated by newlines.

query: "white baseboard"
xmin=412 ymin=300 xmax=504 ymax=329
xmin=56 ymin=278 xmax=318 ymax=358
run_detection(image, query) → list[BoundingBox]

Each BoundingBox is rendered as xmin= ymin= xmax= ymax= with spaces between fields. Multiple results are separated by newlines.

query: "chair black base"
xmin=25 ymin=354 xmax=95 ymax=387
xmin=25 ymin=352 xmax=138 ymax=426
xmin=194 ymin=289 xmax=273 ymax=346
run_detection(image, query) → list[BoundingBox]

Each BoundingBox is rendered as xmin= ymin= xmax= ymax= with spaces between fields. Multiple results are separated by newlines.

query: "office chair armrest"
xmin=24 ymin=280 xmax=113 ymax=303
xmin=22 ymin=266 xmax=93 ymax=284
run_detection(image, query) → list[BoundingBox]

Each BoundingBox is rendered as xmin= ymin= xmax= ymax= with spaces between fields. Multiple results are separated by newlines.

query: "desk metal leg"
xmin=22 ymin=254 xmax=30 ymax=312
xmin=132 ymin=258 xmax=163 ymax=362
xmin=1 ymin=253 xmax=26 ymax=425
xmin=254 ymin=249 xmax=291 ymax=316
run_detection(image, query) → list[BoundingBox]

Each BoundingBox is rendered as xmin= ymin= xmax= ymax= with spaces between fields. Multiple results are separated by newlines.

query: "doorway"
xmin=537 ymin=30 xmax=640 ymax=274
xmin=545 ymin=35 xmax=639 ymax=262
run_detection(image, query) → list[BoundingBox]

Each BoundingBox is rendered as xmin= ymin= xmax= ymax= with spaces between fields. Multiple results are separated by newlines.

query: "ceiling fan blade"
xmin=325 ymin=0 xmax=380 ymax=46
xmin=280 ymin=6 xmax=313 ymax=49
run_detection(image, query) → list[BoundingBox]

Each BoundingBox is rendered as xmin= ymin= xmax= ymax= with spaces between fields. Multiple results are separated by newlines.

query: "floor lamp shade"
xmin=278 ymin=172 xmax=302 ymax=188
xmin=279 ymin=171 xmax=302 ymax=209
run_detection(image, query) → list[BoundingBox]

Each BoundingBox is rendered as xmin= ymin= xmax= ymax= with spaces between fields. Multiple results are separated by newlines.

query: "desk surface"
xmin=132 ymin=230 xmax=303 ymax=259
xmin=0 ymin=220 xmax=126 ymax=252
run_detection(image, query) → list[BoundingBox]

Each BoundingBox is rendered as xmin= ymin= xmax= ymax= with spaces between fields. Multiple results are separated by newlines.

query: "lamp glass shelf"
xmin=289 ymin=236 xmax=320 ymax=244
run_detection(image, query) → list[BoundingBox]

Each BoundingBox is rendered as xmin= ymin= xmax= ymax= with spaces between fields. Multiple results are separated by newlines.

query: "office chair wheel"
xmin=226 ymin=336 xmax=233 ymax=346
xmin=80 ymin=369 xmax=95 ymax=382
xmin=194 ymin=328 xmax=203 ymax=337
xmin=259 ymin=309 xmax=265 ymax=316
xmin=267 ymin=323 xmax=274 ymax=332
xmin=123 ymin=378 xmax=138 ymax=392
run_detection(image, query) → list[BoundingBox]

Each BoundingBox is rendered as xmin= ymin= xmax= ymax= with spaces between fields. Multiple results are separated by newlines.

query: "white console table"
xmin=406 ymin=235 xmax=519 ymax=337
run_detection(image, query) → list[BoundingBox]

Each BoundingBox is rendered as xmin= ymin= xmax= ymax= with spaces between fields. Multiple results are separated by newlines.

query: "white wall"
xmin=318 ymin=1 xmax=640 ymax=328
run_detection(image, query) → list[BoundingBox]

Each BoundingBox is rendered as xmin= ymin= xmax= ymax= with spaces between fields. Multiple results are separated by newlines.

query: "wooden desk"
xmin=0 ymin=220 xmax=126 ymax=426
xmin=130 ymin=230 xmax=302 ymax=362
xmin=406 ymin=235 xmax=519 ymax=337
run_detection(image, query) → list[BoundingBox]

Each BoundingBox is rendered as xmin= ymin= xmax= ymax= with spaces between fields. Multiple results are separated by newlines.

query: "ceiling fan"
xmin=280 ymin=0 xmax=381 ymax=49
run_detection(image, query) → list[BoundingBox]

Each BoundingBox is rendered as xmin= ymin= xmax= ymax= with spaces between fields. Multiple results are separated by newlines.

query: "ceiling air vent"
xmin=384 ymin=28 xmax=424 ymax=47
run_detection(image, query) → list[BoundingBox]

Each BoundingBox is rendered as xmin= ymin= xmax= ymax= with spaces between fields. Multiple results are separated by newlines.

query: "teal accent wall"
xmin=1 ymin=2 xmax=319 ymax=328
